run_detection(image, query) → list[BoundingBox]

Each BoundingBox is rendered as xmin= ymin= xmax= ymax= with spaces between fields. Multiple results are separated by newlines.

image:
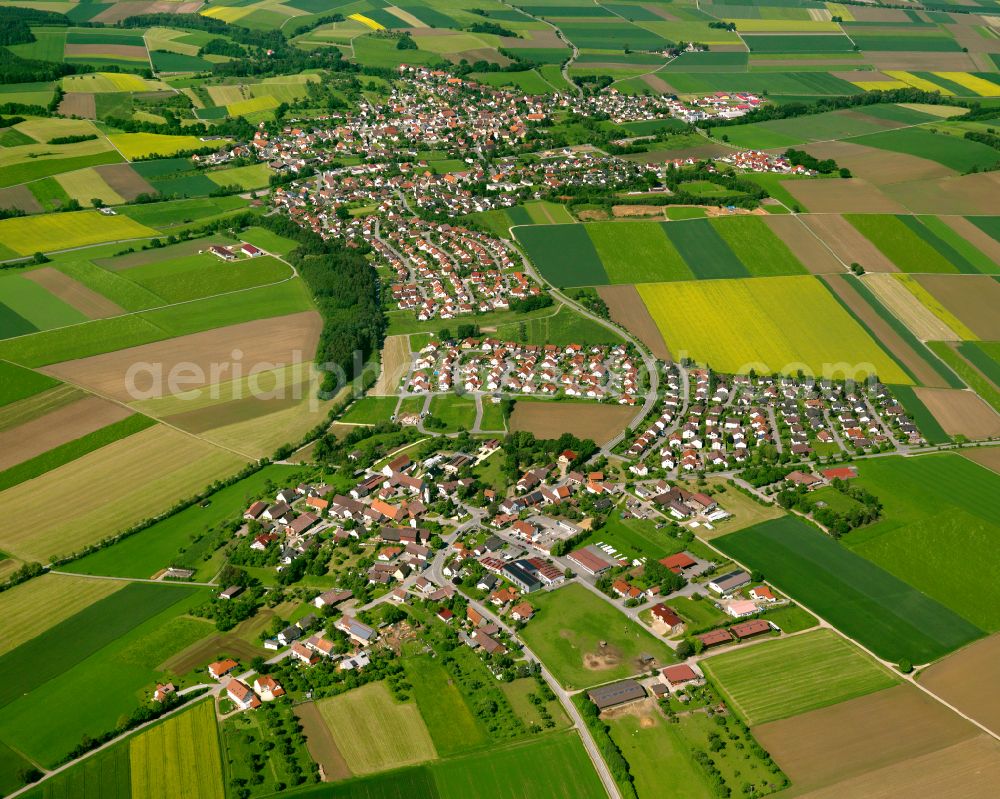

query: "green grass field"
xmin=637 ymin=275 xmax=911 ymax=383
xmin=714 ymin=516 xmax=984 ymax=663
xmin=702 ymin=630 xmax=897 ymax=725
xmin=711 ymin=217 xmax=808 ymax=277
xmin=316 ymin=682 xmax=437 ymax=775
xmin=340 ymin=395 xmax=399 ymax=425
xmin=428 ymin=395 xmax=477 ymax=432
xmin=519 ymin=582 xmax=675 ymax=689
xmin=849 ymin=128 xmax=1000 ymax=172
xmin=122 ymin=253 xmax=292 ymax=303
xmin=515 ymin=223 xmax=608 ymax=287
xmin=587 ymin=221 xmax=692 ymax=283
xmin=843 ymin=454 xmax=1000 ymax=632
xmin=0 ymin=361 xmax=59 ymax=407
xmin=847 ymin=215 xmax=968 ymax=274
xmin=404 ymin=655 xmax=489 ymax=757
xmin=129 ymin=700 xmax=224 ymax=799
xmin=19 ymin=740 xmax=130 ymax=799
xmin=494 ymin=303 xmax=622 ymax=346
xmin=0 ymin=583 xmax=209 ymax=766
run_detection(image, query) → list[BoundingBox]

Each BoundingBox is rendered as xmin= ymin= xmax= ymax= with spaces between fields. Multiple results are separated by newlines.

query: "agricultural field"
xmin=516 ymin=218 xmax=809 ymax=287
xmin=0 ymin=211 xmax=156 ymax=257
xmin=843 ymin=454 xmax=1000 ymax=633
xmin=314 ymin=682 xmax=437 ymax=775
xmin=129 ymin=700 xmax=225 ymax=799
xmin=912 ymin=274 xmax=1000 ymax=340
xmin=716 ymin=515 xmax=984 ymax=663
xmin=518 ymin=582 xmax=675 ymax=689
xmin=636 ymin=275 xmax=911 ymax=383
xmin=920 ymin=633 xmax=1000 ymax=738
xmin=404 ymin=655 xmax=489 ymax=757
xmin=702 ymin=629 xmax=898 ymax=726
xmin=509 ymin=401 xmax=636 ymax=446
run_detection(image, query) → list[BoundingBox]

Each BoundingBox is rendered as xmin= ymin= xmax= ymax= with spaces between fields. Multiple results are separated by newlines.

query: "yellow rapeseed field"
xmin=637 ymin=275 xmax=912 ymax=383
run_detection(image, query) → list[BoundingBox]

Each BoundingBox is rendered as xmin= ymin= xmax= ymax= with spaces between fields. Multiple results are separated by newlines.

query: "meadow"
xmin=849 ymin=128 xmax=1000 ymax=173
xmin=339 ymin=395 xmax=399 ymax=425
xmin=429 ymin=395 xmax=478 ymax=432
xmin=514 ymin=223 xmax=608 ymax=287
xmin=637 ymin=275 xmax=911 ymax=383
xmin=846 ymin=215 xmax=994 ymax=274
xmin=129 ymin=700 xmax=225 ymax=799
xmin=404 ymin=655 xmax=489 ymax=757
xmin=0 ymin=272 xmax=88 ymax=336
xmin=702 ymin=630 xmax=897 ymax=726
xmin=316 ymin=682 xmax=437 ymax=775
xmin=19 ymin=741 xmax=130 ymax=799
xmin=715 ymin=516 xmax=983 ymax=663
xmin=843 ymin=454 xmax=1000 ymax=632
xmin=121 ymin=253 xmax=292 ymax=303
xmin=0 ymin=361 xmax=58 ymax=406
xmin=519 ymin=582 xmax=675 ymax=689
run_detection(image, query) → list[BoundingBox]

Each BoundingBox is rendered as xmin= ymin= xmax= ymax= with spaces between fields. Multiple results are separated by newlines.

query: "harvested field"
xmin=914 ymin=274 xmax=1000 ymax=339
xmin=0 ymin=186 xmax=42 ymax=214
xmin=0 ymin=424 xmax=246 ymax=562
xmin=94 ymin=163 xmax=156 ymax=201
xmin=371 ymin=334 xmax=410 ymax=396
xmin=0 ymin=384 xmax=82 ymax=433
xmin=510 ymin=401 xmax=636 ymax=445
xmin=597 ymin=284 xmax=671 ymax=360
xmin=940 ymin=216 xmax=1000 ymax=265
xmin=920 ymin=633 xmax=1000 ymax=736
xmin=914 ymin=388 xmax=1000 ymax=439
xmin=64 ymin=43 xmax=148 ymax=60
xmin=801 ymin=214 xmax=898 ymax=272
xmin=802 ymin=140 xmax=954 ymax=185
xmin=762 ymin=215 xmax=844 ymax=274
xmin=754 ymin=684 xmax=978 ymax=793
xmin=57 ymin=93 xmax=96 ymax=119
xmin=796 ymin=735 xmax=1000 ymax=799
xmin=44 ymin=311 xmax=322 ymax=401
xmin=822 ymin=275 xmax=946 ymax=387
xmin=640 ymin=74 xmax=675 ymax=93
xmin=862 ymin=274 xmax=959 ymax=340
xmin=961 ymin=447 xmax=1000 ymax=475
xmin=294 ymin=701 xmax=352 ymax=781
xmin=23 ymin=267 xmax=124 ymax=318
xmin=611 ymin=205 xmax=664 ymax=218
xmin=884 ymin=172 xmax=1000 ymax=216
xmin=93 ymin=0 xmax=202 ymax=22
xmin=0 ymin=394 xmax=132 ymax=471
xmin=784 ymin=179 xmax=906 ymax=214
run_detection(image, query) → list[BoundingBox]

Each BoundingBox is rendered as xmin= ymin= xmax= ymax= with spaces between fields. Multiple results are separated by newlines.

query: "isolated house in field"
xmin=241 ymin=243 xmax=263 ymax=257
xmin=209 ymin=245 xmax=236 ymax=261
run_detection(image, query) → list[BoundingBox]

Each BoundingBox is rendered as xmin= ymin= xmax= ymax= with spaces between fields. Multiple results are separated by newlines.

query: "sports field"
xmin=130 ymin=700 xmax=224 ymax=799
xmin=316 ymin=682 xmax=437 ymax=775
xmin=637 ymin=276 xmax=911 ymax=383
xmin=843 ymin=454 xmax=1000 ymax=632
xmin=702 ymin=630 xmax=897 ymax=725
xmin=715 ymin=516 xmax=983 ymax=663
xmin=519 ymin=582 xmax=675 ymax=689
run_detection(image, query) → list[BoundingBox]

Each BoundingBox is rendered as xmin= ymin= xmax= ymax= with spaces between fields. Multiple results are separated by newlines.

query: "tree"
xmin=675 ymin=639 xmax=693 ymax=660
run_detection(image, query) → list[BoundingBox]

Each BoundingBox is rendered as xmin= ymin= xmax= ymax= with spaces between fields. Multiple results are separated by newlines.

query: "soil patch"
xmin=371 ymin=334 xmax=410 ymax=396
xmin=801 ymin=214 xmax=898 ymax=272
xmin=582 ymin=641 xmax=623 ymax=671
xmin=0 ymin=185 xmax=42 ymax=215
xmin=295 ymin=701 xmax=353 ymax=781
xmin=862 ymin=273 xmax=960 ymax=341
xmin=784 ymin=178 xmax=906 ymax=214
xmin=93 ymin=0 xmax=201 ymax=22
xmin=915 ymin=387 xmax=1000 ymax=439
xmin=57 ymin=93 xmax=96 ymax=119
xmin=755 ymin=683 xmax=977 ymax=793
xmin=796 ymin=734 xmax=1000 ymax=799
xmin=0 ymin=395 xmax=132 ymax=471
xmin=612 ymin=205 xmax=664 ymax=218
xmin=821 ymin=275 xmax=947 ymax=387
xmin=94 ymin=163 xmax=156 ymax=201
xmin=509 ymin=401 xmax=636 ymax=445
xmin=914 ymin=274 xmax=1000 ymax=340
xmin=64 ymin=43 xmax=148 ymax=60
xmin=43 ymin=311 xmax=323 ymax=401
xmin=578 ymin=209 xmax=609 ymax=220
xmin=763 ymin=214 xmax=844 ymax=274
xmin=802 ymin=140 xmax=953 ymax=186
xmin=597 ymin=284 xmax=671 ymax=360
xmin=640 ymin=74 xmax=675 ymax=94
xmin=23 ymin=267 xmax=125 ymax=318
xmin=885 ymin=171 xmax=1000 ymax=216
